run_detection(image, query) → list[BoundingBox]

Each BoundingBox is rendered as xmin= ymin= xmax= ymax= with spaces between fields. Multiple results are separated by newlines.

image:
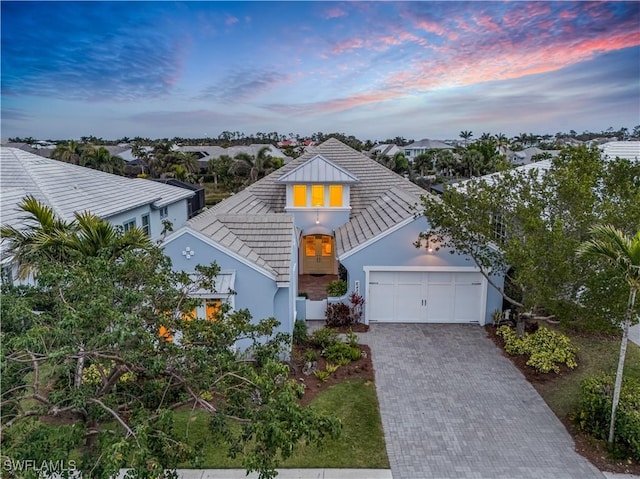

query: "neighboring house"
xmin=403 ymin=139 xmax=454 ymax=161
xmin=368 ymin=144 xmax=403 ymax=158
xmin=151 ymin=178 xmax=205 ymax=219
xmin=0 ymin=147 xmax=195 ymax=283
xmin=162 ymin=139 xmax=503 ymax=340
xmin=599 ymin=141 xmax=640 ymax=162
xmin=507 ymin=147 xmax=560 ymax=166
xmin=178 ymin=144 xmax=292 ymax=170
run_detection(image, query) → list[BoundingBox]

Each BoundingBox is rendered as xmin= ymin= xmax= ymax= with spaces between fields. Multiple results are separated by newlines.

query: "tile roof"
xmin=600 ymin=141 xmax=640 ymax=161
xmin=0 ymin=147 xmax=194 ymax=229
xmin=404 ymin=139 xmax=454 ymax=150
xmin=186 ymin=138 xmax=430 ymax=276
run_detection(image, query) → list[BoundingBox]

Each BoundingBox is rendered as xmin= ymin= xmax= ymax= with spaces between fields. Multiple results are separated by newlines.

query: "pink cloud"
xmin=225 ymin=15 xmax=238 ymax=27
xmin=415 ymin=19 xmax=446 ymax=36
xmin=331 ymin=37 xmax=366 ymax=55
xmin=324 ymin=7 xmax=347 ymax=19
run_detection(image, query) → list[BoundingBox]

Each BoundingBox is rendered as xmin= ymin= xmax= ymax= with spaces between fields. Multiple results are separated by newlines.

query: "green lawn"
xmin=533 ymin=331 xmax=640 ymax=420
xmin=174 ymin=378 xmax=389 ymax=469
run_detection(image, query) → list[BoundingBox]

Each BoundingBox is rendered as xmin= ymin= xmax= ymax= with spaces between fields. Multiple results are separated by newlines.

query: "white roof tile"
xmin=0 ymin=147 xmax=194 ymax=228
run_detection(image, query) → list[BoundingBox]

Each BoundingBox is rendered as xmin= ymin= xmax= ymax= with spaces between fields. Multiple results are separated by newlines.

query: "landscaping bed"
xmin=486 ymin=324 xmax=640 ymax=475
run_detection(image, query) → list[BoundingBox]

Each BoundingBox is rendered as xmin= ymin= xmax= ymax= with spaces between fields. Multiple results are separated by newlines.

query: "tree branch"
xmin=87 ymin=398 xmax=140 ymax=448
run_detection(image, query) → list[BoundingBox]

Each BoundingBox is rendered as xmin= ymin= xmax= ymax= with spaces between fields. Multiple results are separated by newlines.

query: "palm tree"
xmin=1 ymin=197 xmax=151 ymax=279
xmin=51 ymin=140 xmax=84 ymax=166
xmin=84 ymin=146 xmax=125 ymax=175
xmin=459 ymin=130 xmax=473 ymax=147
xmin=577 ymin=225 xmax=640 ymax=444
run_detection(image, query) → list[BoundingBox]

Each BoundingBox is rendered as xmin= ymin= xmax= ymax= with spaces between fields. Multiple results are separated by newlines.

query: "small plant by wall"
xmin=326 ymin=280 xmax=348 ymax=297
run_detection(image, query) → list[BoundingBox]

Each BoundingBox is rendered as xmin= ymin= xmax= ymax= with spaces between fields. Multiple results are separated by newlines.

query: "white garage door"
xmin=368 ymin=270 xmax=485 ymax=323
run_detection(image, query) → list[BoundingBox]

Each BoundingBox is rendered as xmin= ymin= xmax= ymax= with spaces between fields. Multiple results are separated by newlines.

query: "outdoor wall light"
xmin=315 ymin=210 xmax=320 ymax=225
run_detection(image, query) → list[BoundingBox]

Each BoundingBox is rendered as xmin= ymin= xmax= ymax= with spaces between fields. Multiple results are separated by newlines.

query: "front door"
xmin=303 ymin=235 xmax=335 ymax=274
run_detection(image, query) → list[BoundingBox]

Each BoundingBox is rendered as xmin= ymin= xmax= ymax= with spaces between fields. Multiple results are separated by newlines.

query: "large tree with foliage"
xmin=418 ymin=145 xmax=640 ymax=329
xmin=578 ymin=225 xmax=640 ymax=444
xmin=0 ymin=201 xmax=339 ymax=479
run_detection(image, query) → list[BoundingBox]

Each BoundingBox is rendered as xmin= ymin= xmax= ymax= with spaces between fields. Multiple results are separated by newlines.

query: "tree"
xmin=84 ymin=146 xmax=125 ymax=174
xmin=459 ymin=130 xmax=473 ymax=146
xmin=0 ymin=196 xmax=150 ymax=280
xmin=51 ymin=140 xmax=84 ymax=166
xmin=1 ymin=200 xmax=339 ymax=479
xmin=417 ymin=145 xmax=640 ymax=324
xmin=577 ymin=226 xmax=640 ymax=444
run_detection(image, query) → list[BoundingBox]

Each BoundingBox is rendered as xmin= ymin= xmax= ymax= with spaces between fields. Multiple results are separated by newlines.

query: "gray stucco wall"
xmin=339 ymin=217 xmax=504 ymax=324
xmin=163 ymin=230 xmax=291 ymax=339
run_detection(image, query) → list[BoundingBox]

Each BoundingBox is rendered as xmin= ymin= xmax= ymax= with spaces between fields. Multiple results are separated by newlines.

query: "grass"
xmin=533 ymin=331 xmax=640 ymax=420
xmin=174 ymin=378 xmax=389 ymax=469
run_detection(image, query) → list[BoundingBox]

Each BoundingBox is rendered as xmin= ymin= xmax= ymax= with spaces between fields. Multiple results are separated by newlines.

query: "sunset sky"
xmin=1 ymin=1 xmax=639 ymax=141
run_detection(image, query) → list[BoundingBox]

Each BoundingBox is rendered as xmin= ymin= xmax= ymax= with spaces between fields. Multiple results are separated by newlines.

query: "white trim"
xmin=276 ymin=281 xmax=290 ymax=288
xmin=161 ymin=227 xmax=277 ymax=280
xmin=363 ymin=266 xmax=487 ymax=325
xmin=339 ymin=213 xmax=423 ymax=260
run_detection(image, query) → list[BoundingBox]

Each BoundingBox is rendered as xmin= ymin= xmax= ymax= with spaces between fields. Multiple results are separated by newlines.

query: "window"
xmin=329 ymin=185 xmax=342 ymax=207
xmin=293 ymin=185 xmax=307 ymax=207
xmin=141 ymin=214 xmax=150 ymax=236
xmin=123 ymin=219 xmax=136 ymax=232
xmin=311 ymin=185 xmax=324 ymax=206
xmin=160 ymin=206 xmax=168 ymax=219
xmin=206 ymin=299 xmax=221 ymax=321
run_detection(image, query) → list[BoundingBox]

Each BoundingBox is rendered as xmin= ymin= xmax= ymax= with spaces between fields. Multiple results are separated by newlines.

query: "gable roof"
xmin=277 ymin=154 xmax=359 ymax=183
xmin=0 ymin=147 xmax=194 ymax=229
xmin=186 ymin=138 xmax=430 ymax=273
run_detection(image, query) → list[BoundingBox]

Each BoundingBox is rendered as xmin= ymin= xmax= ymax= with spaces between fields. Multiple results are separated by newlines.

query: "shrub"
xmin=314 ymin=370 xmax=330 ymax=382
xmin=325 ymin=363 xmax=340 ymax=374
xmin=325 ymin=303 xmax=351 ymax=328
xmin=348 ymin=292 xmax=365 ymax=323
xmin=303 ymin=349 xmax=318 ymax=363
xmin=575 ymin=374 xmax=640 ymax=461
xmin=496 ymin=325 xmax=578 ymax=373
xmin=326 ymin=280 xmax=348 ymax=297
xmin=323 ymin=342 xmax=361 ymax=365
xmin=293 ymin=319 xmax=308 ymax=345
xmin=309 ymin=327 xmax=339 ymax=350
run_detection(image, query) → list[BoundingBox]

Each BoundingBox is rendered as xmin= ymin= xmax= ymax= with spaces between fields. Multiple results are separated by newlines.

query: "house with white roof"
xmin=162 ymin=139 xmax=503 ymax=339
xmin=0 ymin=147 xmax=195 ymax=283
xmin=599 ymin=141 xmax=640 ymax=162
xmin=403 ymin=139 xmax=454 ymax=161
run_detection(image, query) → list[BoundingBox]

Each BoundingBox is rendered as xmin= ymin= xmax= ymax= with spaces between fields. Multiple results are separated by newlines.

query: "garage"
xmin=366 ymin=269 xmax=486 ymax=323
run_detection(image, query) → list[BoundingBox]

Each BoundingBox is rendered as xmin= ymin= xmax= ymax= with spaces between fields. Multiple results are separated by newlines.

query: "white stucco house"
xmin=162 ymin=139 xmax=504 ymax=339
xmin=0 ymin=146 xmax=196 ymax=284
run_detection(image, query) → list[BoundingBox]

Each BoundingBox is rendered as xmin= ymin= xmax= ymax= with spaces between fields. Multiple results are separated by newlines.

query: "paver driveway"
xmin=367 ymin=323 xmax=604 ymax=479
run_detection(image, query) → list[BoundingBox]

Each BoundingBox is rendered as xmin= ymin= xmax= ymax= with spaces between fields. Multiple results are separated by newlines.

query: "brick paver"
xmin=366 ymin=323 xmax=604 ymax=479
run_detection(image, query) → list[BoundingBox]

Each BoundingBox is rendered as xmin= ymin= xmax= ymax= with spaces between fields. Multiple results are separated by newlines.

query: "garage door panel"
xmin=453 ymin=283 xmax=483 ymax=322
xmin=369 ymin=283 xmax=395 ymax=322
xmin=398 ymin=282 xmax=423 ymax=322
xmin=426 ymin=284 xmax=452 ymax=322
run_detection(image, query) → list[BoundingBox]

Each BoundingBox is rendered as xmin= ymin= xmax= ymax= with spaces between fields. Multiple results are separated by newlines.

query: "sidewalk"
xmin=118 ymin=470 xmax=392 ymax=479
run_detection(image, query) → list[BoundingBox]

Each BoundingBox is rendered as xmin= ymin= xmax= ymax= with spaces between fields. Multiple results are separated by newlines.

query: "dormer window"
xmin=291 ymin=184 xmax=344 ymax=208
xmin=278 ymin=154 xmax=358 ymax=211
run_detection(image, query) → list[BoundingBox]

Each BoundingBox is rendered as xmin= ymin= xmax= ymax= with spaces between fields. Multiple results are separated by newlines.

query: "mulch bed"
xmin=290 ymin=344 xmax=374 ymax=406
xmin=485 ymin=324 xmax=640 ymax=475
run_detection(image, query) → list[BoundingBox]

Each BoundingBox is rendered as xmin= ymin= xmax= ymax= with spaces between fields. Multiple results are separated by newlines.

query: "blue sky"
xmin=1 ymin=1 xmax=639 ymax=141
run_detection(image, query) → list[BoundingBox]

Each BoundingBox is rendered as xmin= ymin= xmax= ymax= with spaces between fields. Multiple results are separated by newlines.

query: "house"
xmin=403 ymin=139 xmax=454 ymax=161
xmin=368 ymin=144 xmax=403 ymax=158
xmin=177 ymin=144 xmax=292 ymax=171
xmin=507 ymin=147 xmax=561 ymax=166
xmin=162 ymin=139 xmax=503 ymax=339
xmin=599 ymin=141 xmax=640 ymax=162
xmin=0 ymin=147 xmax=195 ymax=283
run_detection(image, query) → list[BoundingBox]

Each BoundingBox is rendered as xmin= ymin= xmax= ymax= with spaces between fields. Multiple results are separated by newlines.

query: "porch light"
xmin=315 ymin=210 xmax=320 ymax=225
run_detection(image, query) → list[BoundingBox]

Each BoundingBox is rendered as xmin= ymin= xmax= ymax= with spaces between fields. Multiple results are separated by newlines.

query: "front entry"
xmin=302 ymin=235 xmax=335 ymax=274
